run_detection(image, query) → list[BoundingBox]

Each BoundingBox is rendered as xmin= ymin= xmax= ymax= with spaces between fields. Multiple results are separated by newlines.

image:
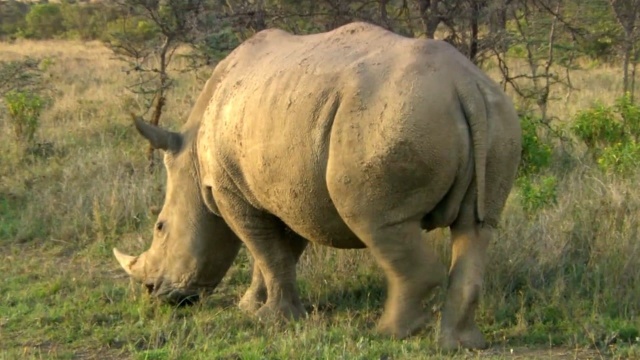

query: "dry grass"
xmin=1 ymin=39 xmax=639 ymax=359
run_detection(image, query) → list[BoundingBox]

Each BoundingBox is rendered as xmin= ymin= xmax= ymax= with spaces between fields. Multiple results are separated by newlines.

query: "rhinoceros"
xmin=113 ymin=22 xmax=521 ymax=350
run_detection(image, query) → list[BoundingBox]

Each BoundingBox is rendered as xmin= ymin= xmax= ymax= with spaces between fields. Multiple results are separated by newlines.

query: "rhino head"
xmin=113 ymin=116 xmax=241 ymax=305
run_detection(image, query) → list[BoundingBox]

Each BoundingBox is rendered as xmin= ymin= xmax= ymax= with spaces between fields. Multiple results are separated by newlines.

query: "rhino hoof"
xmin=439 ymin=326 xmax=488 ymax=352
xmin=376 ymin=313 xmax=428 ymax=339
xmin=255 ymin=300 xmax=306 ymax=322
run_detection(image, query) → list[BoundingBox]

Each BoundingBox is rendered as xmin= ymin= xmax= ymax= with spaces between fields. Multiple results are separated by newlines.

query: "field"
xmin=1 ymin=39 xmax=639 ymax=359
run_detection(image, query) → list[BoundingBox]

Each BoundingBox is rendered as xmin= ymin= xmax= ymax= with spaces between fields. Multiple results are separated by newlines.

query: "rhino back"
xmin=198 ymin=22 xmax=514 ymax=246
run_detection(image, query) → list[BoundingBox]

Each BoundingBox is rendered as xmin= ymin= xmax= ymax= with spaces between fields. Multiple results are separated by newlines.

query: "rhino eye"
xmin=155 ymin=221 xmax=165 ymax=231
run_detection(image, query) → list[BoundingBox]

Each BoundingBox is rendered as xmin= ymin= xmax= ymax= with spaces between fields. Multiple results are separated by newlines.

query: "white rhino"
xmin=113 ymin=22 xmax=521 ymax=350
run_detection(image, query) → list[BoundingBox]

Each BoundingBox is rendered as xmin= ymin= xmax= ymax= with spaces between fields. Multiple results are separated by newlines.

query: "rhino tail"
xmin=457 ymin=81 xmax=488 ymax=223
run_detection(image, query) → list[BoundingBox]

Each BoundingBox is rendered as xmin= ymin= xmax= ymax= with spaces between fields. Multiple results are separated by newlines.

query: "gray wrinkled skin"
xmin=114 ymin=22 xmax=521 ymax=350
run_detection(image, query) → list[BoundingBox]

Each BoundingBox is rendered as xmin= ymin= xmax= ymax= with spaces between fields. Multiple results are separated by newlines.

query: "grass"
xmin=1 ymin=38 xmax=640 ymax=359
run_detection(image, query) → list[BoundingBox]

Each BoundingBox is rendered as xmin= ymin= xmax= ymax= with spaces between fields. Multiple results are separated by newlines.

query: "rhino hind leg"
xmin=239 ymin=231 xmax=308 ymax=314
xmin=438 ymin=223 xmax=491 ymax=351
xmin=348 ymin=220 xmax=447 ymax=339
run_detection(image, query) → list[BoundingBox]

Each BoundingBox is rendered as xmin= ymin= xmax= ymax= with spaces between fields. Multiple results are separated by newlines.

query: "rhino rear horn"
xmin=132 ymin=114 xmax=182 ymax=153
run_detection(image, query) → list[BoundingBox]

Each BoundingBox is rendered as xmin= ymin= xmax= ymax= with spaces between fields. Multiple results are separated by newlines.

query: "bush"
xmin=517 ymin=175 xmax=558 ymax=215
xmin=24 ymin=3 xmax=66 ymax=39
xmin=572 ymin=102 xmax=624 ymax=151
xmin=598 ymin=140 xmax=640 ymax=175
xmin=572 ymin=93 xmax=640 ymax=175
xmin=519 ymin=113 xmax=553 ymax=177
xmin=0 ymin=0 xmax=29 ymax=38
xmin=516 ymin=113 xmax=558 ymax=214
xmin=614 ymin=93 xmax=640 ymax=139
xmin=61 ymin=2 xmax=111 ymax=40
xmin=4 ymin=90 xmax=44 ymax=147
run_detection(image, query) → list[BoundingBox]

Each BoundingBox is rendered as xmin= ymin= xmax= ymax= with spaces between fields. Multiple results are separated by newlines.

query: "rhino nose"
xmin=147 ymin=281 xmax=199 ymax=306
xmin=145 ymin=283 xmax=155 ymax=293
xmin=173 ymin=293 xmax=199 ymax=306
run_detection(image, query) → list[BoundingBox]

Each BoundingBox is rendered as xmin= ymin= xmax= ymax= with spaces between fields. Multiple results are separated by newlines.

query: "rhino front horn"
xmin=131 ymin=114 xmax=182 ymax=153
xmin=113 ymin=248 xmax=145 ymax=281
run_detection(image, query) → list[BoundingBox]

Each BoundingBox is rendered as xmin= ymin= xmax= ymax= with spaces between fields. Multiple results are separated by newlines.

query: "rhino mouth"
xmin=147 ymin=280 xmax=201 ymax=306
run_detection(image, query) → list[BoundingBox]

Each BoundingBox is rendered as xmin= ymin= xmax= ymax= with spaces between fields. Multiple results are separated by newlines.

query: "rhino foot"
xmin=238 ymin=288 xmax=267 ymax=314
xmin=255 ymin=299 xmax=306 ymax=322
xmin=376 ymin=312 xmax=428 ymax=339
xmin=439 ymin=324 xmax=488 ymax=351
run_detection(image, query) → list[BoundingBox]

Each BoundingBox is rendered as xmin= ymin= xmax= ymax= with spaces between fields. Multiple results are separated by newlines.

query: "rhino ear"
xmin=132 ymin=114 xmax=182 ymax=153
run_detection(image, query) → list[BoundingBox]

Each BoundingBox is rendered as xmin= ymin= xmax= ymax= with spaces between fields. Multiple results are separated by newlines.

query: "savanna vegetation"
xmin=1 ymin=0 xmax=640 ymax=359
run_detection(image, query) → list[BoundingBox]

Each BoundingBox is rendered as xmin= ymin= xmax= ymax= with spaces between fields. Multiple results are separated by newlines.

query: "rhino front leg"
xmin=439 ymin=223 xmax=490 ymax=351
xmin=239 ymin=231 xmax=307 ymax=314
xmin=238 ymin=258 xmax=268 ymax=314
xmin=215 ymin=182 xmax=306 ymax=321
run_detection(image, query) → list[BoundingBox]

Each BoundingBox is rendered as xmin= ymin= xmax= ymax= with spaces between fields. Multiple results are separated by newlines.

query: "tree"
xmin=106 ymin=0 xmax=210 ymax=169
xmin=609 ymin=0 xmax=640 ymax=99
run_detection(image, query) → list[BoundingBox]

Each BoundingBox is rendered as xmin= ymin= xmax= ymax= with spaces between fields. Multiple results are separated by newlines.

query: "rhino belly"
xmin=260 ymin=187 xmax=367 ymax=249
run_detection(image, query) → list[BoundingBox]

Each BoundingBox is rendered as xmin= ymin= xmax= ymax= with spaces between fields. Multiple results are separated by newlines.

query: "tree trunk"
xmin=147 ymin=36 xmax=171 ymax=171
xmin=610 ymin=0 xmax=640 ymax=98
xmin=631 ymin=44 xmax=638 ymax=101
xmin=416 ymin=0 xmax=442 ymax=38
xmin=379 ymin=0 xmax=391 ymax=30
xmin=469 ymin=1 xmax=480 ymax=63
xmin=489 ymin=0 xmax=507 ymax=33
xmin=489 ymin=0 xmax=508 ymax=53
xmin=146 ymin=93 xmax=166 ymax=170
xmin=623 ymin=37 xmax=632 ymax=95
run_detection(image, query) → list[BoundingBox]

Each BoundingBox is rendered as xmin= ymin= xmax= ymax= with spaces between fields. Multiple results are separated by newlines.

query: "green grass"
xmin=3 ymin=244 xmax=636 ymax=359
xmin=1 ymin=39 xmax=640 ymax=359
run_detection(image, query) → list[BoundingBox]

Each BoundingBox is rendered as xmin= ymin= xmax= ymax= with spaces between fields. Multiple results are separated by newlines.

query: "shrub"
xmin=614 ymin=93 xmax=640 ymax=139
xmin=516 ymin=113 xmax=558 ymax=214
xmin=517 ymin=175 xmax=558 ymax=215
xmin=598 ymin=140 xmax=640 ymax=175
xmin=0 ymin=0 xmax=29 ymax=38
xmin=519 ymin=113 xmax=553 ymax=177
xmin=4 ymin=90 xmax=44 ymax=147
xmin=572 ymin=102 xmax=624 ymax=152
xmin=572 ymin=93 xmax=640 ymax=175
xmin=24 ymin=3 xmax=66 ymax=39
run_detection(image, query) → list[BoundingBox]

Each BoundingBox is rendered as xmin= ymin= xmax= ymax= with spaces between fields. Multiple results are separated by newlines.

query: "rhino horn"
xmin=113 ymin=248 xmax=146 ymax=281
xmin=132 ymin=114 xmax=182 ymax=153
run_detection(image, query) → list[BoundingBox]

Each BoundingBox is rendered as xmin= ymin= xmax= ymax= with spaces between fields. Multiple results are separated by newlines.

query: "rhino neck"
xmin=188 ymin=124 xmax=222 ymax=217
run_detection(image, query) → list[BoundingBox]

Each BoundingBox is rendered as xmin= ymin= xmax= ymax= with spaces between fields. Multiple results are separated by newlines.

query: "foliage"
xmin=517 ymin=175 xmax=558 ymax=214
xmin=597 ymin=140 xmax=640 ymax=175
xmin=60 ymin=1 xmax=120 ymax=40
xmin=516 ymin=113 xmax=557 ymax=213
xmin=105 ymin=17 xmax=160 ymax=48
xmin=571 ymin=1 xmax=621 ymax=61
xmin=0 ymin=0 xmax=29 ymax=38
xmin=519 ymin=113 xmax=553 ymax=177
xmin=188 ymin=22 xmax=241 ymax=65
xmin=614 ymin=91 xmax=640 ymax=138
xmin=24 ymin=3 xmax=66 ymax=39
xmin=572 ymin=102 xmax=624 ymax=150
xmin=0 ymin=57 xmax=51 ymax=154
xmin=3 ymin=90 xmax=45 ymax=147
xmin=572 ymin=93 xmax=640 ymax=174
